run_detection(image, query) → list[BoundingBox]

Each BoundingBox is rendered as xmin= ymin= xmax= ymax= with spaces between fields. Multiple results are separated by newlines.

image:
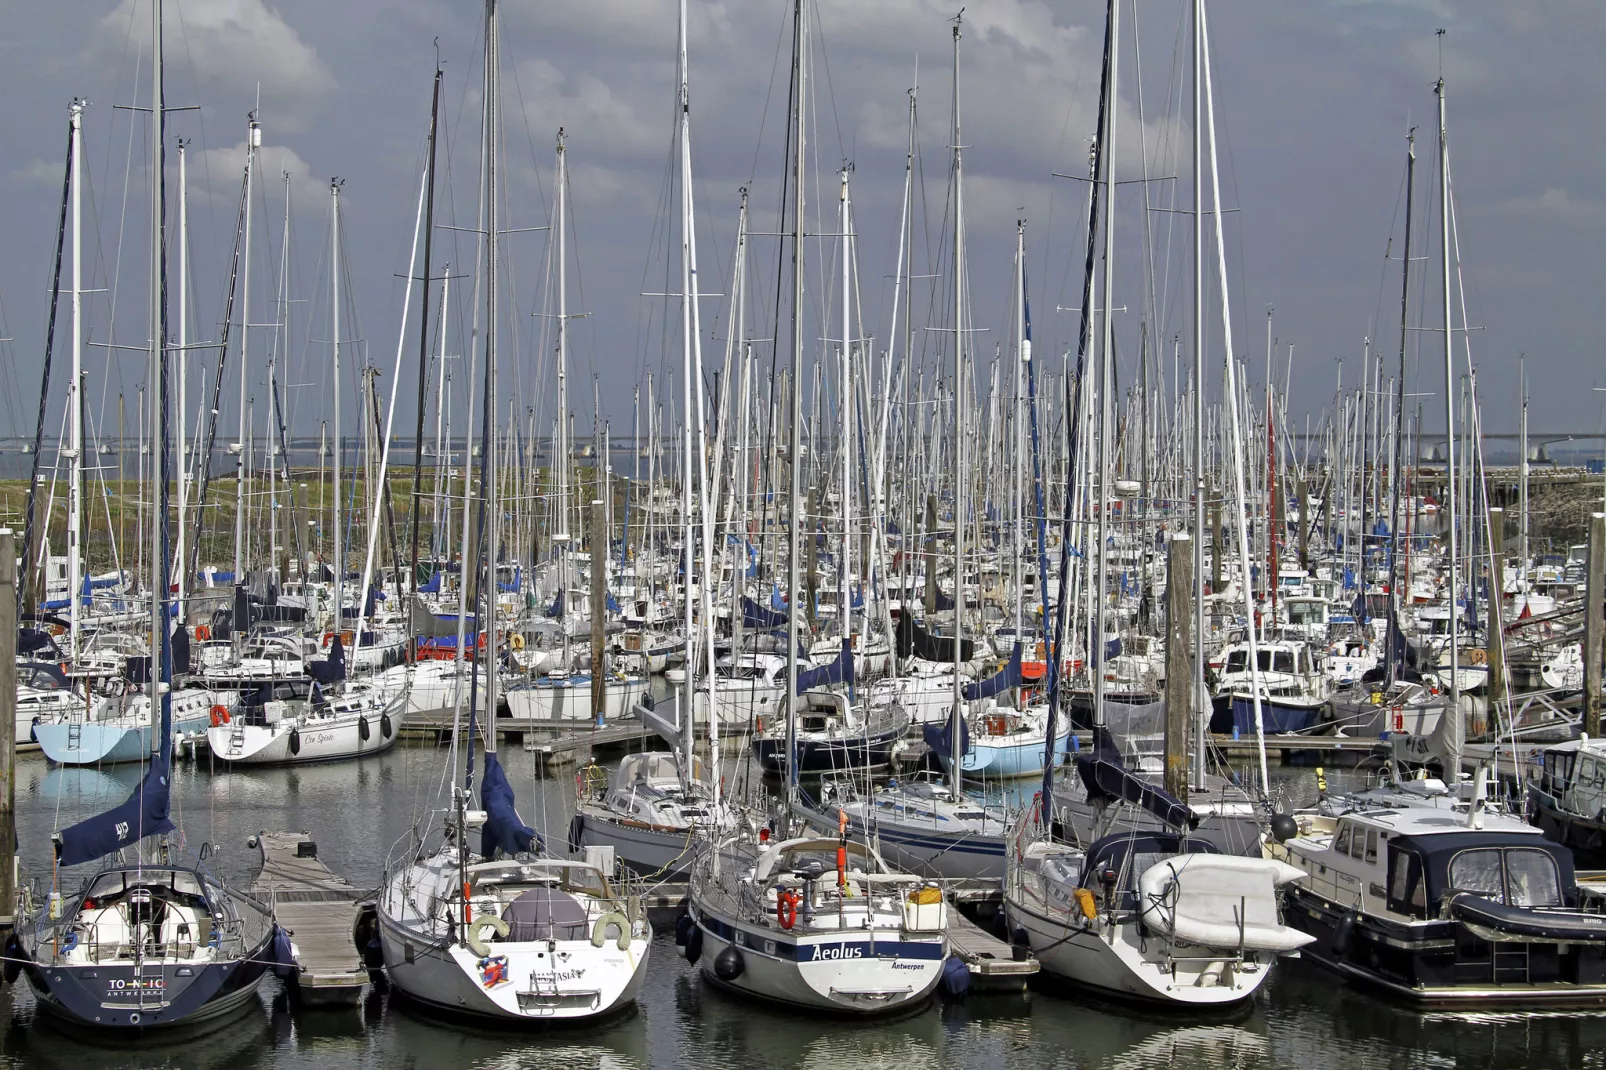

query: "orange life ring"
xmin=209 ymin=704 xmax=231 ymax=727
xmin=776 ymin=889 xmax=800 ymax=930
xmin=195 ymin=624 xmax=211 ymax=641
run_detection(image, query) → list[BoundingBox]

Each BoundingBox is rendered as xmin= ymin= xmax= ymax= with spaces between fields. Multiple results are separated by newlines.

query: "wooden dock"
xmin=251 ymin=831 xmax=369 ymax=1006
xmin=400 ymin=713 xmax=659 ymax=760
xmin=947 ymin=902 xmax=1037 ymax=991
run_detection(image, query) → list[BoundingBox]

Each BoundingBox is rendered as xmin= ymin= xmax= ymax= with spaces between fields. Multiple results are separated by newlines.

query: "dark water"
xmin=3 ymin=746 xmax=1603 ymax=1069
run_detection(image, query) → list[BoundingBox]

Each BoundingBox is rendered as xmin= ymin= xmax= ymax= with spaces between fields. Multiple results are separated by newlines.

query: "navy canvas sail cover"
xmin=963 ymin=643 xmax=1022 ymax=700
xmin=308 ymin=633 xmax=346 ymax=684
xmin=55 ymin=754 xmax=176 ymax=867
xmin=1074 ymin=725 xmax=1195 ymax=831
xmin=922 ymin=705 xmax=971 ymax=762
xmin=481 ymin=752 xmax=540 ymax=858
xmin=742 ymin=596 xmax=788 ymax=630
xmin=793 ymin=639 xmax=853 ymax=692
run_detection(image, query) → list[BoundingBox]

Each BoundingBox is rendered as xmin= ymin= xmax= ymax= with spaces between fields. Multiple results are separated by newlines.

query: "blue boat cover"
xmin=419 ymin=571 xmax=443 ymax=594
xmin=55 ymin=754 xmax=176 ymax=867
xmin=1073 ymin=726 xmax=1196 ymax=831
xmin=963 ymin=642 xmax=1022 ymax=701
xmin=497 ymin=567 xmax=522 ymax=593
xmin=308 ymin=634 xmax=346 ymax=684
xmin=794 ymin=639 xmax=854 ymax=693
xmin=922 ymin=706 xmax=971 ymax=762
xmin=743 ymin=596 xmax=788 ymax=630
xmin=481 ymin=752 xmax=540 ymax=858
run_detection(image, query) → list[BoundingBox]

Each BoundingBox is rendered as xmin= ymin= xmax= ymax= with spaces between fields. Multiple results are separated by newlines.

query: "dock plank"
xmin=251 ymin=831 xmax=370 ymax=1006
xmin=946 ymin=904 xmax=1037 ymax=990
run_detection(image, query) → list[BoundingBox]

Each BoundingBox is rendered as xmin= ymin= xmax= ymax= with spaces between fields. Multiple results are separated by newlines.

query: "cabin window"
xmin=1389 ymin=853 xmax=1410 ymax=900
xmin=1334 ymin=823 xmax=1352 ymax=856
xmin=1272 ymin=652 xmax=1295 ymax=674
xmin=1449 ymin=849 xmax=1508 ymax=900
xmin=1505 ymin=849 xmax=1562 ymax=908
xmin=1387 ymin=846 xmax=1427 ymax=917
xmin=1364 ymin=830 xmax=1379 ymax=865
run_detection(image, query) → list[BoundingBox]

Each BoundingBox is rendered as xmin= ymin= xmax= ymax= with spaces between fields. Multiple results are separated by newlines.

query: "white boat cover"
xmin=1137 ymin=854 xmax=1315 ymax=953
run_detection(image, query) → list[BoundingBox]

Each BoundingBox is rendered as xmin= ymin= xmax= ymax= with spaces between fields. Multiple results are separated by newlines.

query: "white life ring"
xmin=465 ymin=913 xmax=510 ymax=956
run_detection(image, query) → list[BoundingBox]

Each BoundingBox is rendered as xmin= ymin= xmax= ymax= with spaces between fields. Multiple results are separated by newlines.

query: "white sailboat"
xmin=376 ymin=3 xmax=651 ymax=1024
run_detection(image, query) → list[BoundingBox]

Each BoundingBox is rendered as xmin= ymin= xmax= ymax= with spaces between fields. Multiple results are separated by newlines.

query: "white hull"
xmin=505 ymin=677 xmax=648 ymax=722
xmin=207 ymin=704 xmax=400 ymax=765
xmin=1007 ymin=892 xmax=1271 ymax=1006
xmin=688 ymin=904 xmax=943 ymax=1015
xmin=379 ymin=915 xmax=649 ymax=1022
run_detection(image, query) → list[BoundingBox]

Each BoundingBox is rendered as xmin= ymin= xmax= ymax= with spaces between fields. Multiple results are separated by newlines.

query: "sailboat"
xmin=13 ymin=3 xmax=281 ymax=1029
xmin=375 ymin=4 xmax=651 ymax=1023
xmin=503 ymin=130 xmax=646 ymax=726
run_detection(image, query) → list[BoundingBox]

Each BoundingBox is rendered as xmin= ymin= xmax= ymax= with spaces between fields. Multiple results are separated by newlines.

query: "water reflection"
xmin=6 ymin=746 xmax=1605 ymax=1068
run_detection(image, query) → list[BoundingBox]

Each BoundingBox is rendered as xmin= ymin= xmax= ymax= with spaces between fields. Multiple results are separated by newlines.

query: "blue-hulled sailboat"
xmin=11 ymin=11 xmax=282 ymax=1027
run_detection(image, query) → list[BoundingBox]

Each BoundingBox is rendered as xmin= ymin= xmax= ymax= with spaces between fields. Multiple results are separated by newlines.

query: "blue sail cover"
xmin=743 ymin=596 xmax=788 ymax=630
xmin=1074 ymin=726 xmax=1195 ymax=831
xmin=964 ymin=643 xmax=1022 ymax=701
xmin=480 ymin=752 xmax=539 ymax=858
xmin=419 ymin=571 xmax=443 ymax=594
xmin=793 ymin=639 xmax=854 ymax=693
xmin=922 ymin=706 xmax=971 ymax=762
xmin=308 ymin=633 xmax=346 ymax=684
xmin=497 ymin=567 xmax=522 ymax=593
xmin=55 ymin=755 xmax=176 ymax=867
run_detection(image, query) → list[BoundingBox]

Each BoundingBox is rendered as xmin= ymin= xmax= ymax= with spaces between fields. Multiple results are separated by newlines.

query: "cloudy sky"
xmin=2 ymin=0 xmax=1603 ymax=459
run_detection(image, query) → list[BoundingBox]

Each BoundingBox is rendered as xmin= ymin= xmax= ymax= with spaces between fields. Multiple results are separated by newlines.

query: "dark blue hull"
xmin=22 ymin=932 xmax=276 ymax=1031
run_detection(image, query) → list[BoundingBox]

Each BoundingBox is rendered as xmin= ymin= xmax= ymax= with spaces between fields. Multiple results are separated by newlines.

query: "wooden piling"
xmin=1586 ymin=513 xmax=1604 ymax=737
xmin=1164 ymin=532 xmax=1193 ymax=800
xmin=1487 ymin=529 xmax=1505 ymax=702
xmin=591 ymin=500 xmax=607 ymax=723
xmin=0 ymin=530 xmax=16 ymax=926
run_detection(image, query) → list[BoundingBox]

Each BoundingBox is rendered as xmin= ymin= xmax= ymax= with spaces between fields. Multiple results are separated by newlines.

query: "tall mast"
xmin=268 ymin=173 xmax=289 ymax=589
xmin=677 ymin=0 xmax=719 ymax=789
xmin=554 ymin=129 xmax=571 ymax=631
xmin=838 ymin=167 xmax=853 ymax=649
xmin=1013 ymin=220 xmax=1025 ymax=647
xmin=948 ymin=13 xmax=966 ymax=795
xmin=175 ymin=135 xmax=189 ymax=621
xmin=481 ymin=0 xmax=502 ymax=758
xmin=408 ymin=66 xmax=444 ymax=606
xmin=148 ymin=0 xmax=168 ymax=742
xmin=784 ymin=0 xmax=808 ymax=805
xmin=1093 ymin=0 xmax=1119 ymax=733
xmin=1201 ymin=0 xmax=1270 ymax=792
xmin=676 ymin=5 xmax=697 ymax=752
xmin=68 ymin=98 xmax=85 ymax=659
xmin=235 ymin=112 xmax=259 ymax=588
xmin=1436 ymin=73 xmax=1461 ymax=765
xmin=1190 ymin=0 xmax=1207 ymax=787
xmin=1387 ymin=131 xmax=1415 ymax=684
xmin=330 ymin=179 xmax=344 ymax=625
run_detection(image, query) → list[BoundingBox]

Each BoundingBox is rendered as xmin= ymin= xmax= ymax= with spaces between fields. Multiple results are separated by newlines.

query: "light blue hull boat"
xmin=933 ymin=721 xmax=1071 ymax=779
xmin=35 ymin=703 xmax=214 ymax=766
